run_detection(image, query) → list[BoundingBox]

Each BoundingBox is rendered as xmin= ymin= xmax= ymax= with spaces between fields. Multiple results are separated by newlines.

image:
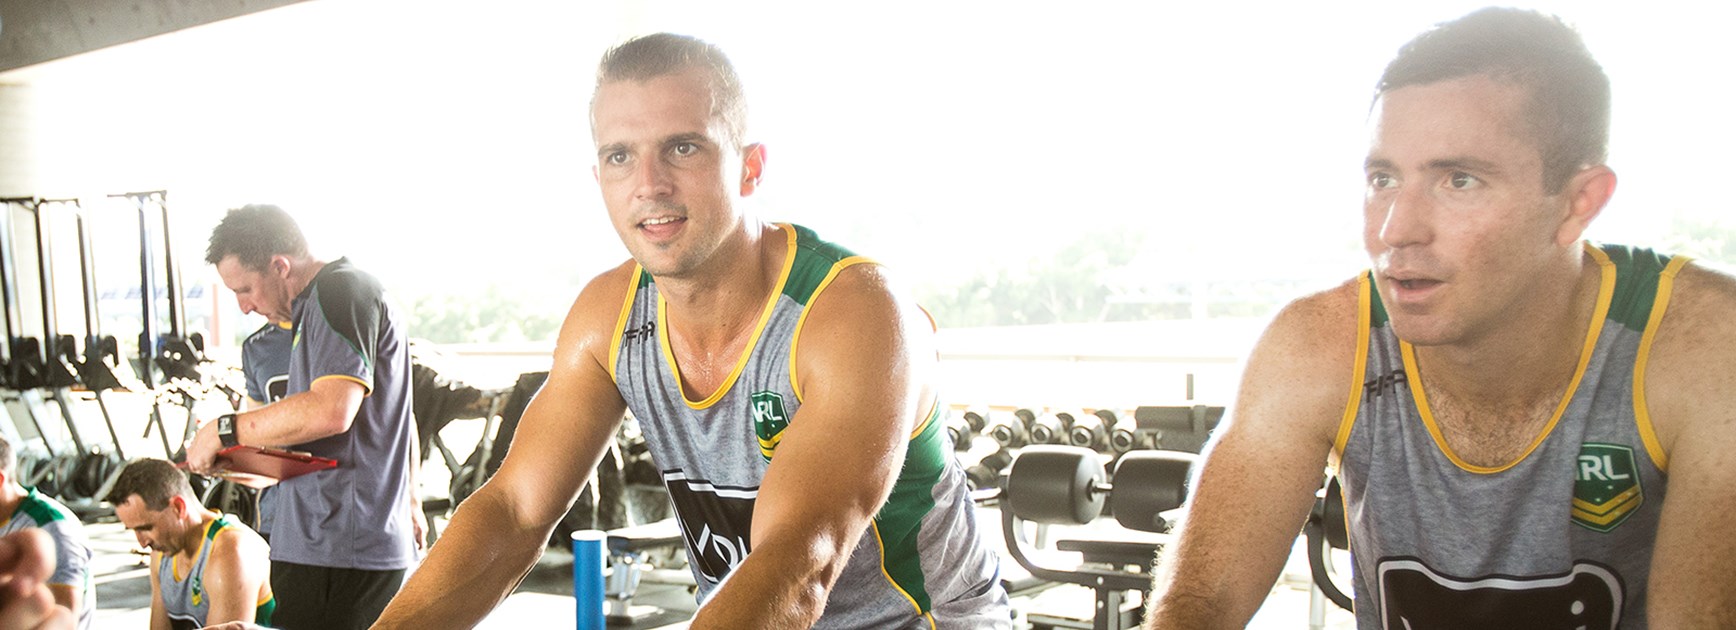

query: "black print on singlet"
xmin=623 ymin=320 xmax=656 ymax=343
xmin=1377 ymin=557 xmax=1624 ymax=630
xmin=1364 ymin=369 xmax=1408 ymax=401
xmin=663 ymin=472 xmax=757 ymax=586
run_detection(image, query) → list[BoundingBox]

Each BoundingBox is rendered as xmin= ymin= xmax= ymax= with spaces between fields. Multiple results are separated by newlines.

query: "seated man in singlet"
xmin=108 ymin=459 xmax=275 ymax=629
xmin=1145 ymin=8 xmax=1736 ymax=629
xmin=0 ymin=437 xmax=91 ymax=630
xmin=375 ymin=33 xmax=1007 ymax=629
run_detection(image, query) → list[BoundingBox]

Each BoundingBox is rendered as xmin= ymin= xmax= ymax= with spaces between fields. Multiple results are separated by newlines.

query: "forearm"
xmin=372 ymin=487 xmax=551 ymax=629
xmin=235 ymin=391 xmax=349 ymax=446
xmin=690 ymin=540 xmax=843 ymax=629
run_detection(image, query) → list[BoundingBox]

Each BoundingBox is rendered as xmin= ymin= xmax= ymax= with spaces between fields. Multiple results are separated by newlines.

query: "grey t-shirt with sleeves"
xmin=273 ymin=257 xmax=416 ymax=571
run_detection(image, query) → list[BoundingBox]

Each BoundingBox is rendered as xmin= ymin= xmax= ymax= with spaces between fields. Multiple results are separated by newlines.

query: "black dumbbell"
xmin=1028 ymin=411 xmax=1076 ymax=445
xmin=946 ymin=407 xmax=991 ymax=451
xmin=988 ymin=408 xmax=1037 ymax=448
xmin=1005 ymin=445 xmax=1195 ymax=533
xmin=1067 ymin=409 xmax=1119 ymax=451
xmin=964 ymin=448 xmax=1015 ymax=490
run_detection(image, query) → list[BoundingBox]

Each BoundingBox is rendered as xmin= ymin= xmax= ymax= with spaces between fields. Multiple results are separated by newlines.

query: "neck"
xmin=0 ymin=482 xmax=25 ymax=518
xmin=1414 ymin=248 xmax=1602 ymax=408
xmin=175 ymin=509 xmax=222 ymax=560
xmin=286 ymin=256 xmax=329 ymax=298
xmin=657 ymin=222 xmax=783 ymax=349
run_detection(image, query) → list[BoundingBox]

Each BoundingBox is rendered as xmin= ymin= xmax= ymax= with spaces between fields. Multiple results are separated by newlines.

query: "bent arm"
xmin=188 ymin=378 xmax=364 ymax=472
xmin=1641 ymin=265 xmax=1736 ymax=626
xmin=690 ymin=266 xmax=931 ymax=629
xmin=372 ymin=274 xmax=630 ymax=629
xmin=1146 ymin=287 xmax=1356 ymax=628
xmin=204 ymin=531 xmax=270 ymax=624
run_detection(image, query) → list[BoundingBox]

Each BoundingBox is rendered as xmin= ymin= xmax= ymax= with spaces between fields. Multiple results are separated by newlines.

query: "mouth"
xmin=640 ymin=216 xmax=684 ymax=227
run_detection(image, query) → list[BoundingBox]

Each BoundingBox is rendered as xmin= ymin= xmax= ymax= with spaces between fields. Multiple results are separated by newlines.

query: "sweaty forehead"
xmin=591 ymin=69 xmax=724 ymax=146
xmin=1367 ymin=76 xmax=1541 ymax=168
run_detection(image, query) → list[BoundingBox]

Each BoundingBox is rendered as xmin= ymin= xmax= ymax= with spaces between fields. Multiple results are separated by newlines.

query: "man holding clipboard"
xmin=189 ymin=205 xmax=418 ymax=630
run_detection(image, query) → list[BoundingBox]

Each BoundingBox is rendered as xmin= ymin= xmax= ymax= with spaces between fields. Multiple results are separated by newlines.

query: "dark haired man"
xmin=191 ymin=204 xmax=419 ymax=629
xmin=107 ymin=458 xmax=274 ymax=629
xmin=1146 ymin=8 xmax=1736 ymax=628
xmin=376 ymin=33 xmax=1007 ymax=628
xmin=0 ymin=437 xmax=90 ymax=629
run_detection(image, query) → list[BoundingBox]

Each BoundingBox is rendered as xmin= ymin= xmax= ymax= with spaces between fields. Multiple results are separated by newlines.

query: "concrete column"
xmin=0 ymin=82 xmax=35 ymax=197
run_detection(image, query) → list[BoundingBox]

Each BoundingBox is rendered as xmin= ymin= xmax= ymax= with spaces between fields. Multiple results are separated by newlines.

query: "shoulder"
xmin=209 ymin=521 xmax=266 ymax=563
xmin=312 ymin=259 xmax=386 ymax=305
xmin=1640 ymin=260 xmax=1736 ymax=446
xmin=1255 ymin=277 xmax=1363 ymax=370
xmin=1228 ymin=277 xmax=1364 ymax=439
xmin=554 ymin=260 xmax=641 ymax=367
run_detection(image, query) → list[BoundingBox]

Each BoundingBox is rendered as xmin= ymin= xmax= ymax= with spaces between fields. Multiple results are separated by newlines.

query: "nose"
xmin=134 ymin=531 xmax=149 ymax=548
xmin=1374 ymin=182 xmax=1433 ymax=249
xmin=632 ymin=156 xmax=674 ymax=200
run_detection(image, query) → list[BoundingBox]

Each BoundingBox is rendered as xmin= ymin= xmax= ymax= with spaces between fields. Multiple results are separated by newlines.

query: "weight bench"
xmin=603 ymin=518 xmax=688 ymax=624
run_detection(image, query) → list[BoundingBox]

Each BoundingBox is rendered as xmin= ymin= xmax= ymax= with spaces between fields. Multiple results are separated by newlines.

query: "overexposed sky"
xmin=5 ymin=0 xmax=1734 ymax=336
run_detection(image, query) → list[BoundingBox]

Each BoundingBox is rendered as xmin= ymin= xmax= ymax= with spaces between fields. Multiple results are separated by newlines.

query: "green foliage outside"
xmin=401 ymin=284 xmax=563 ymax=344
xmin=920 ymin=216 xmax=1736 ymax=330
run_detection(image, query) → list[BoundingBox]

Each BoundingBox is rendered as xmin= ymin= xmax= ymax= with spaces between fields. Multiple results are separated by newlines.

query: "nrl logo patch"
xmin=750 ymin=391 xmax=790 ymax=462
xmin=1573 ymin=443 xmax=1642 ymax=533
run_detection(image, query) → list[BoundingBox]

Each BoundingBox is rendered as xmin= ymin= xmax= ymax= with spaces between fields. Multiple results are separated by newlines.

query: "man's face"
xmin=1363 ymin=75 xmax=1572 ymax=347
xmin=115 ymin=495 xmax=187 ymax=556
xmin=216 ymin=255 xmax=292 ymax=323
xmin=591 ymin=67 xmax=758 ymax=279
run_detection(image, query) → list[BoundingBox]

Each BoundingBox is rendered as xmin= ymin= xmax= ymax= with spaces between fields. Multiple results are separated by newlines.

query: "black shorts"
xmin=269 ymin=561 xmax=406 ymax=630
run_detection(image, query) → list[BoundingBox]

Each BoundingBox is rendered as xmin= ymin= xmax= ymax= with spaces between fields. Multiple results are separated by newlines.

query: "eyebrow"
xmin=1363 ymin=156 xmax=1504 ymax=174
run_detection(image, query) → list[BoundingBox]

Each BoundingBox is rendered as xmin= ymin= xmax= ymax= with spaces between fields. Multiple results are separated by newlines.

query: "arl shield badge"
xmin=1573 ymin=443 xmax=1643 ymax=533
xmin=750 ymin=391 xmax=790 ymax=462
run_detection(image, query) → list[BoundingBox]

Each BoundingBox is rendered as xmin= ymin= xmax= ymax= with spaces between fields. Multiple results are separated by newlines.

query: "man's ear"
xmin=270 ymin=255 xmax=294 ymax=279
xmin=1555 ymin=165 xmax=1616 ymax=247
xmin=739 ymin=143 xmax=767 ymax=197
xmin=170 ymin=495 xmax=188 ymax=517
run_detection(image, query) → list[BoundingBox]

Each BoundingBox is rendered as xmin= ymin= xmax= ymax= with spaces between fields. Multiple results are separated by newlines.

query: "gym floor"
xmin=61 ymin=395 xmax=1353 ymax=629
xmin=87 ymin=511 xmax=1354 ymax=629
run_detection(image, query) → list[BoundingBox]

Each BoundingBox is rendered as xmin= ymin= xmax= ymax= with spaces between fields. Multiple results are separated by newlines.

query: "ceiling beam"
xmin=0 ymin=0 xmax=315 ymax=74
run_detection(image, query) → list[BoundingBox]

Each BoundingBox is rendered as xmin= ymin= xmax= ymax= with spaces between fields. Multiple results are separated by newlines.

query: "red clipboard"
xmin=184 ymin=446 xmax=339 ymax=488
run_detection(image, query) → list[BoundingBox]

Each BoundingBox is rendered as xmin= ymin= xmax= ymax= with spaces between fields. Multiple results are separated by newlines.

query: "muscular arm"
xmin=203 ymin=529 xmax=271 ymax=624
xmin=689 ymin=265 xmax=931 ymax=629
xmin=371 ymin=268 xmax=631 ymax=629
xmin=1641 ymin=264 xmax=1736 ymax=627
xmin=1146 ymin=285 xmax=1357 ymax=628
xmin=187 ymin=378 xmax=365 ymax=471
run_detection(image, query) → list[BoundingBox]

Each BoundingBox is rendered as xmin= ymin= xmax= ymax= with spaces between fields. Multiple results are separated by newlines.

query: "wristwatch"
xmin=217 ymin=414 xmax=240 ymax=449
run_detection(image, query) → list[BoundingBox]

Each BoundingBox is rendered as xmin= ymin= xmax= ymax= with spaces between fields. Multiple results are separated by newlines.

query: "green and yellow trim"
xmin=311 ymin=374 xmax=372 ymax=396
xmin=1332 ymin=274 xmax=1374 ymax=460
xmin=787 ymin=254 xmax=876 ymax=403
xmin=607 ymin=266 xmax=646 ymax=384
xmin=661 ymin=227 xmax=798 ymax=410
xmin=1631 ymin=254 xmax=1691 ymax=472
xmin=1404 ymin=248 xmax=1616 ymax=474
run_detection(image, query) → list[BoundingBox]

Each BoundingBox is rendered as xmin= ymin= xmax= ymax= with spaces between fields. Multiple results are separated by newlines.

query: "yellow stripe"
xmin=1333 ymin=274 xmax=1374 ymax=461
xmin=1573 ymin=493 xmax=1641 ymax=526
xmin=665 ymin=226 xmax=798 ymax=410
xmin=312 ymin=374 xmax=372 ymax=395
xmin=608 ymin=267 xmax=644 ymax=384
xmin=910 ymin=400 xmax=941 ymax=440
xmin=1571 ymin=485 xmax=1642 ymax=515
xmin=869 ymin=520 xmax=931 ymax=622
xmin=786 ymin=252 xmax=877 ymax=403
xmin=1404 ymin=247 xmax=1616 ymax=474
xmin=1632 ymin=255 xmax=1689 ymax=473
